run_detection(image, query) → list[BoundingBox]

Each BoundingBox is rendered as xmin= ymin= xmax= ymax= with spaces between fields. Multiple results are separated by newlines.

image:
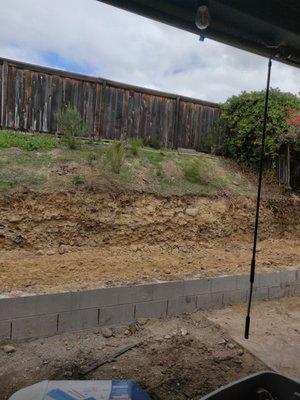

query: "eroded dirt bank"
xmin=0 ymin=188 xmax=299 ymax=294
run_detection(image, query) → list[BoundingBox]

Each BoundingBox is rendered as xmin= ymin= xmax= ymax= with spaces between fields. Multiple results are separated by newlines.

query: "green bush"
xmin=221 ymin=89 xmax=300 ymax=167
xmin=0 ymin=130 xmax=58 ymax=151
xmin=107 ymin=140 xmax=126 ymax=174
xmin=58 ymin=104 xmax=88 ymax=149
xmin=129 ymin=138 xmax=143 ymax=156
xmin=149 ymin=136 xmax=163 ymax=150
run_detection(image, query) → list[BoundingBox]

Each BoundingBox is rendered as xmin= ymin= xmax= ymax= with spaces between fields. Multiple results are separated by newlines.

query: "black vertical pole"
xmin=244 ymin=58 xmax=272 ymax=340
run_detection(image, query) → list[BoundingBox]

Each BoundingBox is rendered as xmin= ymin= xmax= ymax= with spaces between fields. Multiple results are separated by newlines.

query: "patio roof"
xmin=98 ymin=0 xmax=300 ymax=68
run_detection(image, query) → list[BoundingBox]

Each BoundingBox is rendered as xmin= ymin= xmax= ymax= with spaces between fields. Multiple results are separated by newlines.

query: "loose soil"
xmin=0 ymin=188 xmax=299 ymax=294
xmin=0 ymin=310 xmax=266 ymax=400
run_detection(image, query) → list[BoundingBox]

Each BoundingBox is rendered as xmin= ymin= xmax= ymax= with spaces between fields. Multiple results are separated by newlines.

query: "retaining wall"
xmin=0 ymin=270 xmax=299 ymax=341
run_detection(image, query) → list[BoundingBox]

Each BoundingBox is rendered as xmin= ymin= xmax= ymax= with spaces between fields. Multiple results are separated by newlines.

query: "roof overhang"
xmin=97 ymin=0 xmax=300 ymax=68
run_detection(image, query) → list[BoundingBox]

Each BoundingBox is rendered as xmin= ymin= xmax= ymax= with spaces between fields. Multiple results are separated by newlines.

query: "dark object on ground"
xmin=79 ymin=342 xmax=140 ymax=376
xmin=200 ymin=371 xmax=300 ymax=400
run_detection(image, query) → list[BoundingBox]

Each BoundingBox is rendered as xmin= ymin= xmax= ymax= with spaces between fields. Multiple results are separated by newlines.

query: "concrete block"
xmin=296 ymin=270 xmax=300 ymax=282
xmin=278 ymin=270 xmax=297 ymax=286
xmin=99 ymin=304 xmax=135 ymax=327
xmin=258 ymin=272 xmax=282 ymax=288
xmin=135 ymin=300 xmax=167 ymax=319
xmin=71 ymin=287 xmax=119 ymax=309
xmin=152 ymin=281 xmax=184 ymax=300
xmin=223 ymin=290 xmax=248 ymax=305
xmin=211 ymin=276 xmax=237 ymax=293
xmin=12 ymin=314 xmax=57 ymax=339
xmin=0 ymin=293 xmax=74 ymax=321
xmin=0 ymin=320 xmax=11 ymax=340
xmin=290 ymin=283 xmax=300 ymax=295
xmin=197 ymin=293 xmax=223 ymax=310
xmin=183 ymin=278 xmax=211 ymax=295
xmin=117 ymin=284 xmax=155 ymax=304
xmin=252 ymin=286 xmax=269 ymax=301
xmin=58 ymin=308 xmax=98 ymax=333
xmin=268 ymin=286 xmax=286 ymax=299
xmin=167 ymin=295 xmax=197 ymax=316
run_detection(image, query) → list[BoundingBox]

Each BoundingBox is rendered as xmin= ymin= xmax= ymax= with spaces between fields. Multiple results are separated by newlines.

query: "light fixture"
xmin=195 ymin=5 xmax=210 ymax=30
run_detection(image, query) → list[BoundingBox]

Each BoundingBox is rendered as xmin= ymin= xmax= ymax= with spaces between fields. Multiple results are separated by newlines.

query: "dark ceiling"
xmin=98 ymin=0 xmax=300 ymax=68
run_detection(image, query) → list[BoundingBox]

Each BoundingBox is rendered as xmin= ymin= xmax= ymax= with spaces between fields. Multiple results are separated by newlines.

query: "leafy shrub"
xmin=129 ymin=138 xmax=143 ymax=156
xmin=0 ymin=130 xmax=58 ymax=151
xmin=58 ymin=104 xmax=88 ymax=149
xmin=149 ymin=136 xmax=163 ymax=150
xmin=107 ymin=140 xmax=126 ymax=174
xmin=221 ymin=89 xmax=300 ymax=168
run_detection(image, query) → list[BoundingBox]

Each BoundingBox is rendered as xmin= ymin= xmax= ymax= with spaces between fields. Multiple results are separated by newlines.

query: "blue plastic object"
xmin=9 ymin=380 xmax=152 ymax=400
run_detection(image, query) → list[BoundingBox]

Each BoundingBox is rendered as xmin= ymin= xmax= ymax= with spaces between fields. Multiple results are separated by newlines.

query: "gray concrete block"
xmin=135 ymin=300 xmax=167 ymax=319
xmin=167 ymin=296 xmax=197 ymax=316
xmin=252 ymin=286 xmax=269 ymax=301
xmin=0 ymin=320 xmax=11 ymax=340
xmin=152 ymin=281 xmax=184 ymax=300
xmin=183 ymin=278 xmax=211 ymax=295
xmin=236 ymin=275 xmax=259 ymax=291
xmin=58 ymin=308 xmax=98 ymax=333
xmin=223 ymin=290 xmax=248 ymax=305
xmin=117 ymin=284 xmax=155 ymax=304
xmin=197 ymin=293 xmax=223 ymax=310
xmin=268 ymin=286 xmax=286 ymax=299
xmin=99 ymin=304 xmax=135 ymax=327
xmin=258 ymin=272 xmax=282 ymax=288
xmin=0 ymin=293 xmax=74 ymax=321
xmin=296 ymin=270 xmax=300 ymax=282
xmin=71 ymin=287 xmax=119 ymax=309
xmin=291 ymin=283 xmax=300 ymax=295
xmin=12 ymin=314 xmax=57 ymax=339
xmin=211 ymin=276 xmax=237 ymax=293
xmin=278 ymin=270 xmax=297 ymax=286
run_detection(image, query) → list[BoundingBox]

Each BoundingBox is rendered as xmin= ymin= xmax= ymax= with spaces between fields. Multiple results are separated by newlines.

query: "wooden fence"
xmin=0 ymin=57 xmax=220 ymax=151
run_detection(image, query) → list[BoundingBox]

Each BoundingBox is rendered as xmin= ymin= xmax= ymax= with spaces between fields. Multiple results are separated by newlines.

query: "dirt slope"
xmin=0 ymin=187 xmax=299 ymax=294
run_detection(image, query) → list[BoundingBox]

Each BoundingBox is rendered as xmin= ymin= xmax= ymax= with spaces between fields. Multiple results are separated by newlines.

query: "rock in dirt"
xmin=137 ymin=318 xmax=148 ymax=326
xmin=1 ymin=345 xmax=15 ymax=354
xmin=36 ymin=250 xmax=44 ymax=256
xmin=101 ymin=327 xmax=113 ymax=338
xmin=185 ymin=208 xmax=199 ymax=217
xmin=58 ymin=245 xmax=68 ymax=255
xmin=180 ymin=328 xmax=189 ymax=336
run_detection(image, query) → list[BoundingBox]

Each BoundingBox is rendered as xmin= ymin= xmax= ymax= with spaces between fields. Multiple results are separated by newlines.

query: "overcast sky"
xmin=0 ymin=0 xmax=299 ymax=102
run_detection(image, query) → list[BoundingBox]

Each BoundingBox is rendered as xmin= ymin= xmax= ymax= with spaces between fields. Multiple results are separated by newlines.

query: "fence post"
xmin=99 ymin=80 xmax=107 ymax=139
xmin=1 ymin=61 xmax=8 ymax=128
xmin=173 ymin=96 xmax=180 ymax=149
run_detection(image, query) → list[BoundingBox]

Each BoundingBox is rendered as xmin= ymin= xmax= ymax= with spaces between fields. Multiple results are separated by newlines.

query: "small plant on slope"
xmin=129 ymin=138 xmax=143 ymax=156
xmin=58 ymin=104 xmax=88 ymax=149
xmin=107 ymin=140 xmax=126 ymax=174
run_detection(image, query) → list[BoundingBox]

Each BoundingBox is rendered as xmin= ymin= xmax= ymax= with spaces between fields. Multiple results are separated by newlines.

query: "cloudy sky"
xmin=0 ymin=0 xmax=299 ymax=102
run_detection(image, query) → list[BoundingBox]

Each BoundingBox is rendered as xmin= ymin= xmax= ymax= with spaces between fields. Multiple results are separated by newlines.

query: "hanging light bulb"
xmin=195 ymin=5 xmax=210 ymax=30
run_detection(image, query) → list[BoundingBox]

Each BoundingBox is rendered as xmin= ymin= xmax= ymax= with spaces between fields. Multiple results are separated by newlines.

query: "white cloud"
xmin=0 ymin=0 xmax=299 ymax=102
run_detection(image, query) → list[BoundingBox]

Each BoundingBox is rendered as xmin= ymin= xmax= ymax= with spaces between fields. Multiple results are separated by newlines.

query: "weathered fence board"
xmin=0 ymin=57 xmax=220 ymax=150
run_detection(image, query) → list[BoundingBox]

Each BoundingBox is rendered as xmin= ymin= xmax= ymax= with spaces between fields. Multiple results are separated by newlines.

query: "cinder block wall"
xmin=0 ymin=270 xmax=298 ymax=341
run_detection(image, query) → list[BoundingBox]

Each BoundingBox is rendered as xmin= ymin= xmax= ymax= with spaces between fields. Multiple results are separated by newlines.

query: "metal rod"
xmin=244 ymin=58 xmax=272 ymax=340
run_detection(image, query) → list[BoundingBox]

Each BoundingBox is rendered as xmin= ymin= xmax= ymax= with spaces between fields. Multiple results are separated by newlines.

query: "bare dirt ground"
xmin=0 ymin=310 xmax=266 ymax=400
xmin=0 ymin=189 xmax=299 ymax=294
xmin=207 ymin=297 xmax=300 ymax=380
